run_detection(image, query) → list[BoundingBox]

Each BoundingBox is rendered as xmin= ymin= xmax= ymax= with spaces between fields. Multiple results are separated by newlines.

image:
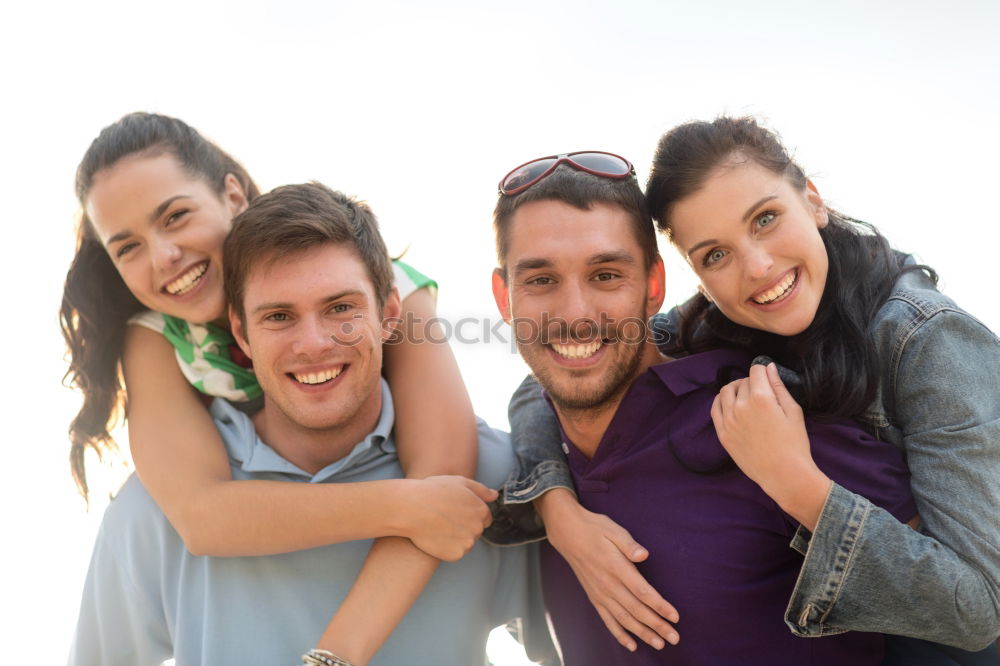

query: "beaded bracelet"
xmin=301 ymin=648 xmax=355 ymax=666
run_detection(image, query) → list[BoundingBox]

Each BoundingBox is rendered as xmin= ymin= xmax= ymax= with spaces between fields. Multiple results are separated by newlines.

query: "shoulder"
xmin=127 ymin=309 xmax=168 ymax=332
xmin=868 ymin=270 xmax=1000 ymax=428
xmin=95 ymin=475 xmax=178 ymax=563
xmin=871 ymin=269 xmax=998 ymax=367
xmin=474 ymin=418 xmax=514 ymax=489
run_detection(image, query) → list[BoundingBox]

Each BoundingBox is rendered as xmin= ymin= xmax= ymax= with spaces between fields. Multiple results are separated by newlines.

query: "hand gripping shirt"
xmin=539 ymin=350 xmax=916 ymax=666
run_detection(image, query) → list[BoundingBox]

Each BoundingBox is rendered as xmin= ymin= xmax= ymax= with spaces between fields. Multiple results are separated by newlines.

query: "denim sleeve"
xmin=483 ymin=375 xmax=576 ymax=545
xmin=785 ymin=310 xmax=1000 ymax=650
xmin=504 ymin=374 xmax=575 ymax=502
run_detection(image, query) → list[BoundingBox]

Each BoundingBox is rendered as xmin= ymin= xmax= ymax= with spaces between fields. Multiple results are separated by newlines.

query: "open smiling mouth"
xmin=164 ymin=262 xmax=208 ymax=295
xmin=550 ymin=340 xmax=604 ymax=360
xmin=291 ymin=366 xmax=345 ymax=385
xmin=752 ymin=269 xmax=798 ymax=305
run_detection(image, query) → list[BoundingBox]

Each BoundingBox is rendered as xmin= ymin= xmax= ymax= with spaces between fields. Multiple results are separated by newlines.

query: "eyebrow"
xmin=512 ymin=250 xmax=637 ymax=277
xmin=511 ymin=258 xmax=553 ymax=276
xmin=588 ymin=250 xmax=636 ymax=266
xmin=103 ymin=195 xmax=194 ymax=248
xmin=684 ymin=194 xmax=778 ymax=258
xmin=251 ymin=289 xmax=367 ymax=316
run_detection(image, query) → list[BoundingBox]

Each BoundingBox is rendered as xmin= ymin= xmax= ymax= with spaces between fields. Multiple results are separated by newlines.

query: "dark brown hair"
xmin=224 ymin=182 xmax=394 ymax=325
xmin=61 ymin=112 xmax=260 ymax=499
xmin=492 ymin=164 xmax=658 ymax=277
xmin=646 ymin=116 xmax=934 ymax=419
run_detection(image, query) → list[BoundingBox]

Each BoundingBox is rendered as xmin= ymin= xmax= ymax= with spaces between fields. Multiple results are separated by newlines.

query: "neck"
xmin=251 ymin=390 xmax=383 ymax=475
xmin=553 ymin=342 xmax=666 ymax=459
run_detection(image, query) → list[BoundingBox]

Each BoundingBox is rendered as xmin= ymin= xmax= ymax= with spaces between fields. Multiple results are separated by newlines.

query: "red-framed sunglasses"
xmin=498 ymin=151 xmax=635 ymax=196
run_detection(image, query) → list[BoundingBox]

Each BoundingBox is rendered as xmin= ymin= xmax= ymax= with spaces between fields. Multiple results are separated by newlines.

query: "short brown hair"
xmin=492 ymin=164 xmax=658 ymax=277
xmin=224 ymin=182 xmax=394 ymax=323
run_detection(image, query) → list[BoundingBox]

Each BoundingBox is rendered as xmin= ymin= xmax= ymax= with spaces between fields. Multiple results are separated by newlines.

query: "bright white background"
xmin=1 ymin=1 xmax=997 ymax=663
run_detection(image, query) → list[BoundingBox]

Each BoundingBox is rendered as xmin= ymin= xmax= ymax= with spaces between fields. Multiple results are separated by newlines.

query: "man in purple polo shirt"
xmin=489 ymin=154 xmax=917 ymax=665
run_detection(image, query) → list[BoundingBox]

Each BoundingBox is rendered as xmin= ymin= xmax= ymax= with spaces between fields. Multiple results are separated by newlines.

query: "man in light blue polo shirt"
xmin=69 ymin=183 xmax=554 ymax=666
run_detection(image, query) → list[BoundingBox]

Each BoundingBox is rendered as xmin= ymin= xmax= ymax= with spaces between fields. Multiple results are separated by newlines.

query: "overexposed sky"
xmin=2 ymin=0 xmax=998 ymax=661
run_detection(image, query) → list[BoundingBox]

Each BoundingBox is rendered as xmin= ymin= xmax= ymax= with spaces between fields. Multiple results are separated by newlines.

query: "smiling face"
xmin=668 ymin=158 xmax=830 ymax=337
xmin=492 ymin=199 xmax=664 ymax=413
xmin=230 ymin=242 xmax=400 ymax=466
xmin=85 ymin=152 xmax=247 ymax=325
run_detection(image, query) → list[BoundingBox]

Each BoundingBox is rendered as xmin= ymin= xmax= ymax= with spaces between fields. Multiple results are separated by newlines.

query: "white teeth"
xmin=551 ymin=340 xmax=603 ymax=359
xmin=165 ymin=263 xmax=208 ymax=295
xmin=752 ymin=270 xmax=797 ymax=305
xmin=293 ymin=367 xmax=344 ymax=385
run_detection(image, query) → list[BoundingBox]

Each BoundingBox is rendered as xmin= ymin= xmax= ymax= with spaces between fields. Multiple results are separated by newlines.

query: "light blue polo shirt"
xmin=69 ymin=382 xmax=553 ymax=665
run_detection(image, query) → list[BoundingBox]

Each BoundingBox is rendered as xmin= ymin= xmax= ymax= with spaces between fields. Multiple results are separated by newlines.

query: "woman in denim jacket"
xmin=498 ymin=117 xmax=1000 ymax=664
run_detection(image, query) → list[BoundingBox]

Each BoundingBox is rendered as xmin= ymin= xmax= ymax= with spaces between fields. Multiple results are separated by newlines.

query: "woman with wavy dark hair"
xmin=62 ymin=112 xmax=489 ymax=664
xmin=504 ymin=117 xmax=1000 ymax=664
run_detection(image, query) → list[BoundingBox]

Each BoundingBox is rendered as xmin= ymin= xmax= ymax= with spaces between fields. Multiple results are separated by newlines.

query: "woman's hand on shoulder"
xmin=398 ymin=476 xmax=497 ymax=562
xmin=711 ymin=363 xmax=831 ymax=531
xmin=536 ymin=488 xmax=680 ymax=652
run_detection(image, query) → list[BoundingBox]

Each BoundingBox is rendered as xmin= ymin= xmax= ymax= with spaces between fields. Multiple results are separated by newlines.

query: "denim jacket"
xmin=494 ymin=267 xmax=1000 ymax=651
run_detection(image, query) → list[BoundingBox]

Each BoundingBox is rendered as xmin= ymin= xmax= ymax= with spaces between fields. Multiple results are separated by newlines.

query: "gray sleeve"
xmin=68 ymin=501 xmax=172 ymax=665
xmin=785 ymin=310 xmax=1000 ymax=649
xmin=504 ymin=374 xmax=574 ymax=504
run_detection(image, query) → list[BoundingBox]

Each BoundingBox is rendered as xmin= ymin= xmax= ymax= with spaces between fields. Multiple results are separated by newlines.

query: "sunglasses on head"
xmin=498 ymin=151 xmax=635 ymax=196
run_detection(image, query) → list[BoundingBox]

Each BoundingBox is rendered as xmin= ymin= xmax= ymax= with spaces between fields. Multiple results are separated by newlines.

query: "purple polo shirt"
xmin=540 ymin=349 xmax=917 ymax=666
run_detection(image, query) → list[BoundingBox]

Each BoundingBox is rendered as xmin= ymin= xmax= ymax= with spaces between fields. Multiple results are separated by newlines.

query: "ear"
xmin=380 ymin=287 xmax=402 ymax=342
xmin=491 ymin=268 xmax=512 ymax=322
xmin=229 ymin=305 xmax=252 ymax=359
xmin=805 ymin=179 xmax=829 ymax=229
xmin=645 ymin=256 xmax=666 ymax=318
xmin=223 ymin=173 xmax=250 ymax=218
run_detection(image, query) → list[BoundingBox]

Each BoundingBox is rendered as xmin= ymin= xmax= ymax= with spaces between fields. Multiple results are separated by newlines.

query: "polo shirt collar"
xmin=211 ymin=380 xmax=396 ymax=481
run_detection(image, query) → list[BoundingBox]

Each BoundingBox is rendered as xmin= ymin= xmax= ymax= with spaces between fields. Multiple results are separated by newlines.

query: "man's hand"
xmin=711 ymin=363 xmax=832 ymax=530
xmin=401 ymin=476 xmax=496 ymax=561
xmin=537 ymin=489 xmax=680 ymax=652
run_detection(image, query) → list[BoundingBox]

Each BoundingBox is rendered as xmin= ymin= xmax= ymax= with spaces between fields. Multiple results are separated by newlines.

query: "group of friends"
xmin=61 ymin=112 xmax=1000 ymax=665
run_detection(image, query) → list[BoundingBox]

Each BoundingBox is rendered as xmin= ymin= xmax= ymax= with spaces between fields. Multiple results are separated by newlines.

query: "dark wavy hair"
xmin=646 ymin=116 xmax=935 ymax=419
xmin=60 ymin=112 xmax=260 ymax=500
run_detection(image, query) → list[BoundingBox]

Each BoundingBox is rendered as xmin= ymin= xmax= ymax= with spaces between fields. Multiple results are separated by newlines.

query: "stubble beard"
xmin=525 ymin=338 xmax=645 ymax=415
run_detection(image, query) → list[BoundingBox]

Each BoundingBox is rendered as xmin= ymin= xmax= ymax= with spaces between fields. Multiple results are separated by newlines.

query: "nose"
xmin=151 ymin=235 xmax=182 ymax=271
xmin=291 ymin=314 xmax=339 ymax=357
xmin=743 ymin=243 xmax=774 ymax=281
xmin=552 ymin=280 xmax=600 ymax=341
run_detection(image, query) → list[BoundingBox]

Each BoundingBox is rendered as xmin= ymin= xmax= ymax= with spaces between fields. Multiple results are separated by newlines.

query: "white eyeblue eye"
xmin=755 ymin=212 xmax=776 ymax=228
xmin=704 ymin=248 xmax=728 ymax=266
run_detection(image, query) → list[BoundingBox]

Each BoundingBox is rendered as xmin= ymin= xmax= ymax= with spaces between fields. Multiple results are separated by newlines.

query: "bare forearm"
xmin=316 ymin=538 xmax=439 ymax=665
xmin=385 ymin=288 xmax=477 ymax=479
xmin=172 ymin=478 xmax=412 ymax=556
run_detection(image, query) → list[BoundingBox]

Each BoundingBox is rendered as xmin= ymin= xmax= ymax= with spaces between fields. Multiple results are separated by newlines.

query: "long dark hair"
xmin=61 ymin=112 xmax=260 ymax=500
xmin=646 ymin=116 xmax=935 ymax=419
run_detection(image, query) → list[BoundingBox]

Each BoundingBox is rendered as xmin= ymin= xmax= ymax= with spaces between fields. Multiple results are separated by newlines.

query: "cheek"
xmin=113 ymin=260 xmax=151 ymax=296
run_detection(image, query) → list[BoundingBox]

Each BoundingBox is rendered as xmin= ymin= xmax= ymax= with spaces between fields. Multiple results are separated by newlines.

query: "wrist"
xmin=771 ymin=466 xmax=832 ymax=532
xmin=534 ymin=487 xmax=583 ymax=536
xmin=383 ymin=479 xmax=419 ymax=539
